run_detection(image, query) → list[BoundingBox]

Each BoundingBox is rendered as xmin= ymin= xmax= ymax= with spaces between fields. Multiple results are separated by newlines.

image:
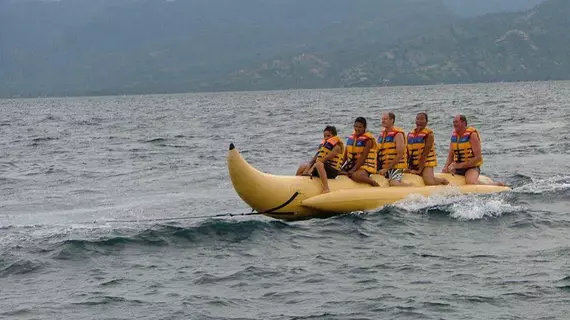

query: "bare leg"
xmin=389 ymin=180 xmax=411 ymax=187
xmin=296 ymin=163 xmax=310 ymax=176
xmin=350 ymin=169 xmax=379 ymax=186
xmin=435 ymin=177 xmax=450 ymax=185
xmin=462 ymin=168 xmax=505 ymax=186
xmin=464 ymin=168 xmax=481 ymax=185
xmin=422 ymin=167 xmax=449 ymax=185
xmin=314 ymin=162 xmax=330 ymax=193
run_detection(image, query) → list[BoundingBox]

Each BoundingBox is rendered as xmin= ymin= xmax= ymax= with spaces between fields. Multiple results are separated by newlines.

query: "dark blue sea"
xmin=1 ymin=82 xmax=569 ymax=319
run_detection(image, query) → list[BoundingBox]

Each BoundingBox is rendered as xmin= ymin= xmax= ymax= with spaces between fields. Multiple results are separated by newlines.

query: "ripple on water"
xmin=1 ymin=84 xmax=569 ymax=320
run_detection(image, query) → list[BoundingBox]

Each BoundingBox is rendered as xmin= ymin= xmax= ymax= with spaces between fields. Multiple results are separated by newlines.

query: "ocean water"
xmin=1 ymin=81 xmax=569 ymax=319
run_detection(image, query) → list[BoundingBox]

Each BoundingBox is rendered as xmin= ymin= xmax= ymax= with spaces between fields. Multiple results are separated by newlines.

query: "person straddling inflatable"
xmin=339 ymin=117 xmax=380 ymax=187
xmin=296 ymin=126 xmax=344 ymax=193
xmin=406 ymin=112 xmax=449 ymax=186
xmin=377 ymin=112 xmax=410 ymax=186
xmin=442 ymin=114 xmax=504 ymax=186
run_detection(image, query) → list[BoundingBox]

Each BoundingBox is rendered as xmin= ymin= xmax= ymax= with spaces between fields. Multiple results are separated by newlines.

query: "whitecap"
xmin=513 ymin=175 xmax=570 ymax=194
xmin=393 ymin=187 xmax=521 ymax=220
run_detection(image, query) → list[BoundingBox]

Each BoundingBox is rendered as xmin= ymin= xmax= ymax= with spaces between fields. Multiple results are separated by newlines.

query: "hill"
xmin=0 ymin=0 xmax=457 ymax=98
xmin=219 ymin=0 xmax=570 ymax=91
xmin=1 ymin=0 xmax=568 ymax=97
xmin=340 ymin=0 xmax=570 ymax=87
xmin=442 ymin=0 xmax=544 ymax=17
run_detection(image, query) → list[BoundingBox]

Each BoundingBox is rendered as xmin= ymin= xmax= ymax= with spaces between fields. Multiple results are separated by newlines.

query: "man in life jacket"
xmin=442 ymin=114 xmax=505 ymax=186
xmin=296 ymin=126 xmax=344 ymax=193
xmin=377 ymin=112 xmax=410 ymax=186
xmin=406 ymin=112 xmax=449 ymax=185
xmin=339 ymin=117 xmax=380 ymax=187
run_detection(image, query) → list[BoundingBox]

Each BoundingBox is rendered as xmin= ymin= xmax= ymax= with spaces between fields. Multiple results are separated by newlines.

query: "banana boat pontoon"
xmin=227 ymin=143 xmax=510 ymax=221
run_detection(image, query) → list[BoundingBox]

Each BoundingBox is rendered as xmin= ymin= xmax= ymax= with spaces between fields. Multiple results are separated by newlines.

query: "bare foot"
xmin=322 ymin=188 xmax=330 ymax=194
xmin=442 ymin=179 xmax=450 ymax=185
xmin=371 ymin=181 xmax=380 ymax=187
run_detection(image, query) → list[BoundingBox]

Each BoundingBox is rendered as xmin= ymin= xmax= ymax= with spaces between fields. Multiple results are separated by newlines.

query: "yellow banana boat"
xmin=227 ymin=143 xmax=510 ymax=221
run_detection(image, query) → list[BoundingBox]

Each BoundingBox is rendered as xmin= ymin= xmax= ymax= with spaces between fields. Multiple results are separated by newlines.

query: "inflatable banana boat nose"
xmin=227 ymin=144 xmax=510 ymax=221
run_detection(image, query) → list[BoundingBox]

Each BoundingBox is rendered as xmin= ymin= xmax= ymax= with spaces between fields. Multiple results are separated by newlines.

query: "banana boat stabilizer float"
xmin=227 ymin=143 xmax=510 ymax=221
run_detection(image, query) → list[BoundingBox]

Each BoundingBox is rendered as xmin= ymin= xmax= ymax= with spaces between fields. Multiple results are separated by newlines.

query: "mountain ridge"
xmin=2 ymin=0 xmax=566 ymax=98
xmin=213 ymin=0 xmax=568 ymax=92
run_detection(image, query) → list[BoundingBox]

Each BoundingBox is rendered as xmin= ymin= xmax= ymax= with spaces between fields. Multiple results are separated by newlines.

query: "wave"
xmin=557 ymin=276 xmax=570 ymax=282
xmin=0 ymin=308 xmax=32 ymax=317
xmin=29 ymin=137 xmax=58 ymax=146
xmin=71 ymin=296 xmax=145 ymax=306
xmin=22 ymin=166 xmax=68 ymax=176
xmin=392 ymin=190 xmax=520 ymax=220
xmin=162 ymin=144 xmax=191 ymax=148
xmin=48 ymin=219 xmax=293 ymax=260
xmin=0 ymin=257 xmax=45 ymax=277
xmin=512 ymin=175 xmax=570 ymax=194
xmin=143 ymin=138 xmax=167 ymax=143
xmin=50 ymin=231 xmax=168 ymax=260
xmin=510 ymin=173 xmax=534 ymax=184
xmin=166 ymin=219 xmax=292 ymax=241
xmin=556 ymin=276 xmax=570 ymax=292
xmin=194 ymin=265 xmax=283 ymax=285
xmin=39 ymin=115 xmax=61 ymax=122
xmin=141 ymin=137 xmax=192 ymax=148
xmin=71 ymin=119 xmax=101 ymax=126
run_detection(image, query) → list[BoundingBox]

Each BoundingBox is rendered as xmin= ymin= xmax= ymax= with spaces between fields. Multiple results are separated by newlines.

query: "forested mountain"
xmin=219 ymin=0 xmax=569 ymax=91
xmin=2 ymin=0 xmax=567 ymax=98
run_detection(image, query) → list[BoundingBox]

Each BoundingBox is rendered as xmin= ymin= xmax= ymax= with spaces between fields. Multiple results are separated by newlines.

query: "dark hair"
xmin=459 ymin=115 xmax=467 ymax=125
xmin=324 ymin=125 xmax=337 ymax=136
xmin=417 ymin=112 xmax=428 ymax=122
xmin=388 ymin=112 xmax=395 ymax=122
xmin=354 ymin=117 xmax=367 ymax=128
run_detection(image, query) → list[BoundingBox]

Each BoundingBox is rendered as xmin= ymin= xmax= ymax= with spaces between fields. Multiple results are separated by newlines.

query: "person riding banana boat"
xmin=227 ymin=112 xmax=512 ymax=220
xmin=377 ymin=112 xmax=411 ymax=187
xmin=296 ymin=126 xmax=344 ymax=193
xmin=406 ymin=112 xmax=449 ymax=186
xmin=338 ymin=117 xmax=380 ymax=187
xmin=442 ymin=114 xmax=505 ymax=186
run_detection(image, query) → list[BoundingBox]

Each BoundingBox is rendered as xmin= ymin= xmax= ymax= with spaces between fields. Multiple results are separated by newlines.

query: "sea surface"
xmin=1 ymin=82 xmax=569 ymax=320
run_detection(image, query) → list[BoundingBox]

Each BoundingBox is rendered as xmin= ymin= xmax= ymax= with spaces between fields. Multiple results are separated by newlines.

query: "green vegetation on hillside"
xmin=219 ymin=0 xmax=569 ymax=91
xmin=2 ymin=0 xmax=568 ymax=98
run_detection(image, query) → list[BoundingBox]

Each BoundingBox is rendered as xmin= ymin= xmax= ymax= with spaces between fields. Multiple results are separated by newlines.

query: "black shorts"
xmin=409 ymin=164 xmax=422 ymax=173
xmin=455 ymin=167 xmax=480 ymax=176
xmin=342 ymin=162 xmax=371 ymax=177
xmin=312 ymin=163 xmax=339 ymax=179
xmin=409 ymin=165 xmax=435 ymax=174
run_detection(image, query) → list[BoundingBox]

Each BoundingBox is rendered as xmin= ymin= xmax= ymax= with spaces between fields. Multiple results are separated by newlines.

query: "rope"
xmin=100 ymin=192 xmax=300 ymax=223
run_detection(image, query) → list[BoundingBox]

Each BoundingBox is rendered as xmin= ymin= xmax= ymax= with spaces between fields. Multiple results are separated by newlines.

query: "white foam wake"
xmin=393 ymin=187 xmax=521 ymax=221
xmin=512 ymin=175 xmax=570 ymax=194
